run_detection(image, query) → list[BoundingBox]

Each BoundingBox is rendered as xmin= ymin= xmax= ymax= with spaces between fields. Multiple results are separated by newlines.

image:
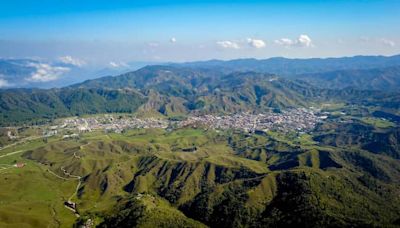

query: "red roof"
xmin=15 ymin=163 xmax=25 ymax=168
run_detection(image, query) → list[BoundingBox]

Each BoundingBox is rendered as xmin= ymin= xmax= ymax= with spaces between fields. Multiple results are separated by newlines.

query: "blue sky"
xmin=0 ymin=0 xmax=399 ymax=64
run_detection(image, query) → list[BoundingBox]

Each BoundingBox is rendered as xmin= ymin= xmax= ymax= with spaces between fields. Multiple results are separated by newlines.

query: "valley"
xmin=0 ymin=55 xmax=400 ymax=227
xmin=0 ymin=98 xmax=399 ymax=227
xmin=2 ymin=0 xmax=400 ymax=227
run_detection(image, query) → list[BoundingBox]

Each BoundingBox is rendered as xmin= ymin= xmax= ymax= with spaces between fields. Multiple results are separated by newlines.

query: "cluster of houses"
xmin=180 ymin=108 xmax=323 ymax=133
xmin=41 ymin=108 xmax=326 ymax=136
xmin=44 ymin=115 xmax=169 ymax=136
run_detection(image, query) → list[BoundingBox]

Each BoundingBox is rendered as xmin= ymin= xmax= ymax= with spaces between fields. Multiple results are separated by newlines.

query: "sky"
xmin=0 ymin=0 xmax=399 ymax=65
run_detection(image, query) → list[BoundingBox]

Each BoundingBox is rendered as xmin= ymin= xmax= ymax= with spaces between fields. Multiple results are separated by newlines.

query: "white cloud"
xmin=109 ymin=61 xmax=129 ymax=68
xmin=297 ymin=34 xmax=313 ymax=47
xmin=247 ymin=38 xmax=266 ymax=48
xmin=58 ymin=56 xmax=86 ymax=67
xmin=274 ymin=38 xmax=295 ymax=47
xmin=380 ymin=38 xmax=395 ymax=47
xmin=216 ymin=40 xmax=240 ymax=49
xmin=25 ymin=63 xmax=70 ymax=82
xmin=0 ymin=78 xmax=11 ymax=88
xmin=275 ymin=34 xmax=313 ymax=48
xmin=170 ymin=37 xmax=177 ymax=43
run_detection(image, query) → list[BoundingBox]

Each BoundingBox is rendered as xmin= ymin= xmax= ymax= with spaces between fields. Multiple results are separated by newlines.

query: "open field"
xmin=0 ymin=142 xmax=77 ymax=227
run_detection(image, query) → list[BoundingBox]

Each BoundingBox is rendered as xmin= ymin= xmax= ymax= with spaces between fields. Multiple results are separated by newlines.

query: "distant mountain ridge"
xmin=176 ymin=54 xmax=400 ymax=75
xmin=292 ymin=66 xmax=400 ymax=91
xmin=173 ymin=55 xmax=400 ymax=92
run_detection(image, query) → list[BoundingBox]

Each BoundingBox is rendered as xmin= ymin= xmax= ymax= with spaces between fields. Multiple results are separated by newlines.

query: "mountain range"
xmin=0 ymin=55 xmax=400 ymax=227
xmin=1 ymin=54 xmax=400 ymax=88
xmin=177 ymin=54 xmax=400 ymax=75
xmin=0 ymin=68 xmax=398 ymax=126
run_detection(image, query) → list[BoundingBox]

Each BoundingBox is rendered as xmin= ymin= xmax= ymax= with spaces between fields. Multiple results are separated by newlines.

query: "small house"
xmin=14 ymin=163 xmax=25 ymax=168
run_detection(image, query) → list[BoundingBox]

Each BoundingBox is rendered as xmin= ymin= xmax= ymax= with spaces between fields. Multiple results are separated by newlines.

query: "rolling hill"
xmin=0 ymin=88 xmax=146 ymax=125
xmin=18 ymin=126 xmax=400 ymax=227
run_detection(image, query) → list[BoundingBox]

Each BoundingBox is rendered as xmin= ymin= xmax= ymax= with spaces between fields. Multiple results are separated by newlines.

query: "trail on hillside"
xmin=38 ymin=141 xmax=84 ymax=218
xmin=0 ymin=135 xmax=42 ymax=152
xmin=60 ymin=167 xmax=82 ymax=202
xmin=0 ymin=150 xmax=24 ymax=158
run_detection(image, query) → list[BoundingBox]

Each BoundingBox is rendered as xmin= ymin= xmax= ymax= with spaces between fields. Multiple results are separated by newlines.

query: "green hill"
xmin=0 ymin=88 xmax=146 ymax=125
xmin=74 ymin=65 xmax=400 ymax=115
xmin=15 ymin=126 xmax=400 ymax=227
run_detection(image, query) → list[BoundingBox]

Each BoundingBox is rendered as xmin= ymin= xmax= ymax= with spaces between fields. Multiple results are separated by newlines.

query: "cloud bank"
xmin=59 ymin=55 xmax=86 ymax=67
xmin=26 ymin=63 xmax=70 ymax=82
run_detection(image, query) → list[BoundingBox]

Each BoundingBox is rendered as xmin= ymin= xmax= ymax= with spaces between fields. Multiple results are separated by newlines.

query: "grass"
xmin=1 ymin=124 xmax=399 ymax=227
xmin=360 ymin=117 xmax=396 ymax=128
xmin=319 ymin=102 xmax=346 ymax=111
xmin=0 ymin=137 xmax=80 ymax=227
xmin=135 ymin=195 xmax=207 ymax=228
xmin=246 ymin=173 xmax=277 ymax=208
xmin=0 ymin=160 xmax=77 ymax=227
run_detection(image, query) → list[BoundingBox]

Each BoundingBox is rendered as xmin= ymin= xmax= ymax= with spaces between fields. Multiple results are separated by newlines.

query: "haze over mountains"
xmin=0 ymin=58 xmax=156 ymax=89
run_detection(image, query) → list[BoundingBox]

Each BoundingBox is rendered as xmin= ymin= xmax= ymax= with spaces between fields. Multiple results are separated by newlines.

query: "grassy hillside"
xmin=0 ymin=124 xmax=394 ymax=227
xmin=0 ymin=88 xmax=146 ymax=126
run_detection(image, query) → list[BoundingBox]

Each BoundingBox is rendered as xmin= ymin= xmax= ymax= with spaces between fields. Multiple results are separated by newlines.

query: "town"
xmin=59 ymin=115 xmax=169 ymax=133
xmin=179 ymin=108 xmax=322 ymax=133
xmin=43 ymin=108 xmax=324 ymax=136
